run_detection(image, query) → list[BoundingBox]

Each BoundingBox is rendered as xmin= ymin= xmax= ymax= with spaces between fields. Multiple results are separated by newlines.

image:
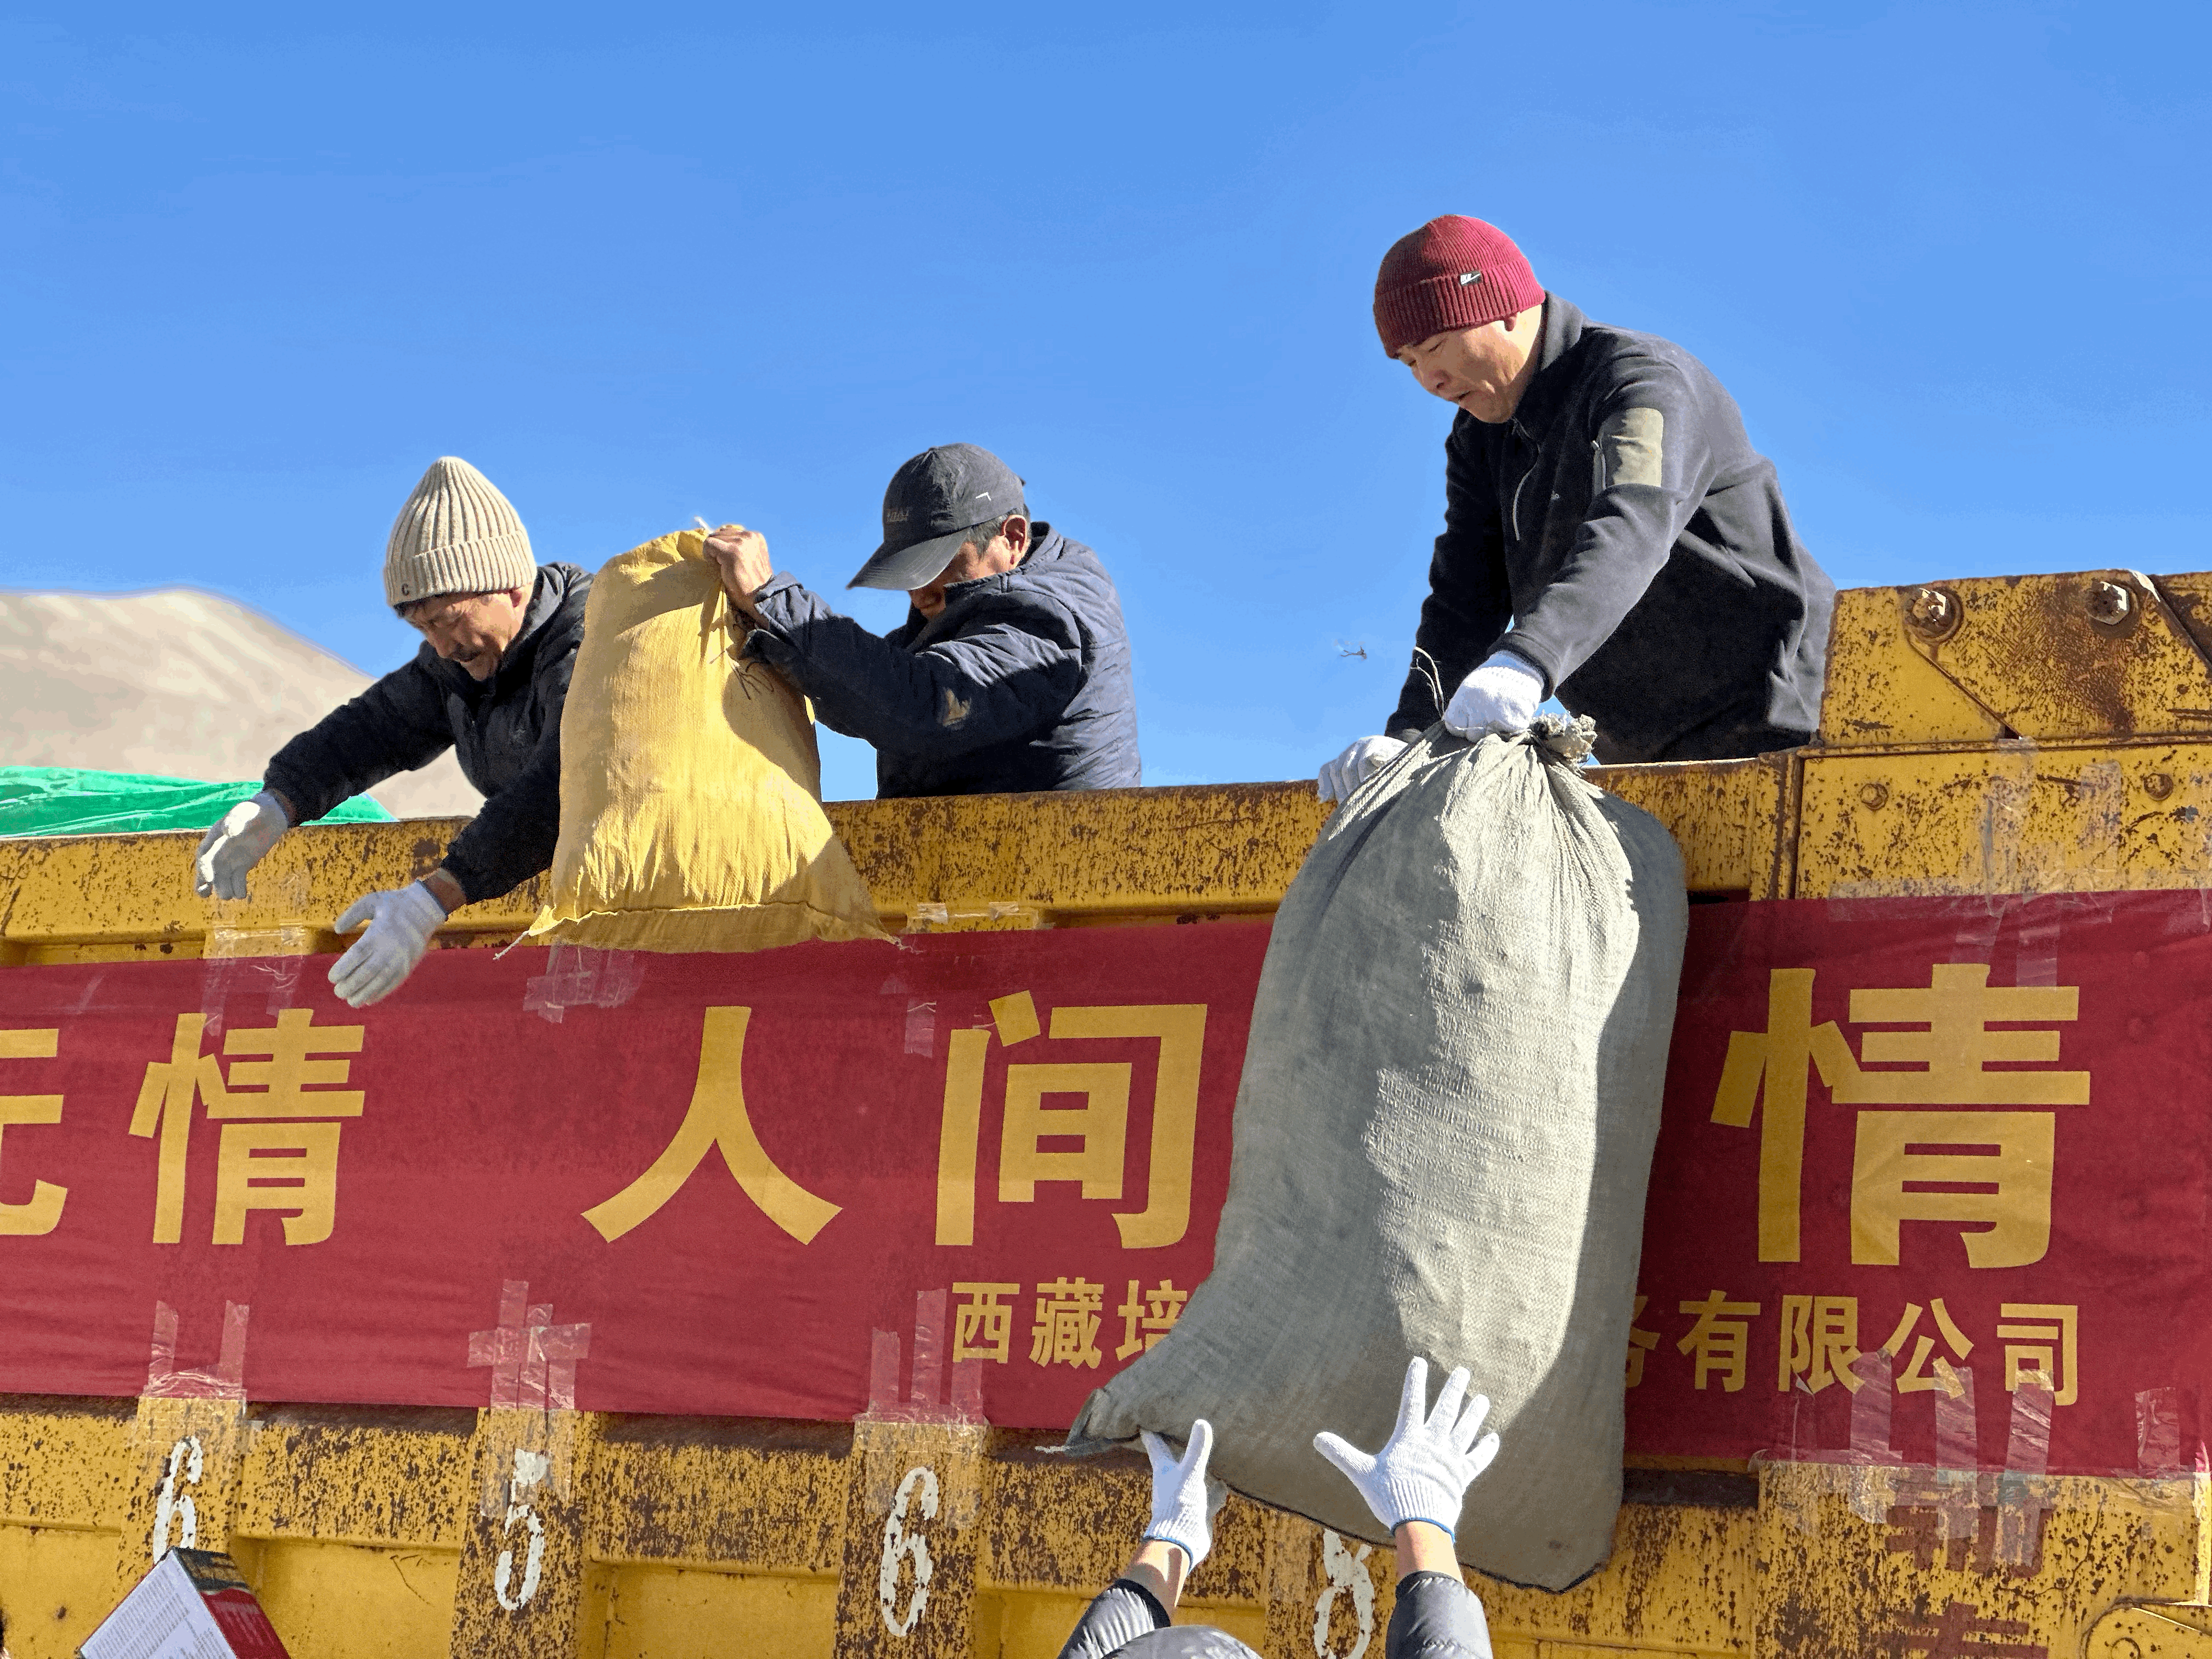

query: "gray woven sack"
xmin=1064 ymin=718 xmax=1688 ymax=1590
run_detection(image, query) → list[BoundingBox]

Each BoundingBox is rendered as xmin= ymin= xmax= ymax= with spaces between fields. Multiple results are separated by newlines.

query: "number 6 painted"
xmin=878 ymin=1465 xmax=939 ymax=1637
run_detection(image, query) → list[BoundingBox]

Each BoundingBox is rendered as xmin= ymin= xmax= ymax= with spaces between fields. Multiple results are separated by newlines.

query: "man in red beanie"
xmin=1319 ymin=216 xmax=1835 ymax=799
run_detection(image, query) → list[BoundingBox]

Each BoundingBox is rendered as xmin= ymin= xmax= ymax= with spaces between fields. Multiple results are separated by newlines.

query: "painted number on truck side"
xmin=879 ymin=1464 xmax=938 ymax=1637
xmin=1314 ymin=1528 xmax=1375 ymax=1659
xmin=151 ymin=1435 xmax=202 ymax=1558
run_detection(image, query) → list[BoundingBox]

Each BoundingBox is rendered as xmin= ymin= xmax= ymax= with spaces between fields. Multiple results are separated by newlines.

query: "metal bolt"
xmin=2087 ymin=579 xmax=2133 ymax=624
xmin=2145 ymin=772 xmax=2175 ymax=801
xmin=1905 ymin=586 xmax=1956 ymax=638
xmin=1859 ymin=782 xmax=1889 ymax=811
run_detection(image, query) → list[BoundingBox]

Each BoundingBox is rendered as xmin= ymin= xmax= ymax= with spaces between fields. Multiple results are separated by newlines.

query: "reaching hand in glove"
xmin=1441 ymin=652 xmax=1545 ymax=739
xmin=329 ymin=882 xmax=448 ymax=1008
xmin=1318 ymin=735 xmax=1409 ymax=803
xmin=194 ymin=791 xmax=290 ymax=900
xmin=1313 ymin=1357 xmax=1501 ymax=1538
xmin=1141 ymin=1419 xmax=1228 ymax=1571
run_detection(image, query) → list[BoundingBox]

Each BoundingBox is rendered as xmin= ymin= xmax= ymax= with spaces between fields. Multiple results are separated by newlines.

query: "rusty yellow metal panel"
xmin=2087 ymin=1603 xmax=2212 ymax=1656
xmin=1794 ymin=741 xmax=2212 ymax=898
xmin=1594 ymin=758 xmax=1786 ymax=898
xmin=1818 ymin=586 xmax=2009 ymax=747
xmin=593 ymin=1566 xmax=838 ymax=1659
xmin=1895 ymin=571 xmax=2212 ymax=742
xmin=1753 ymin=1465 xmax=2208 ymax=1659
xmin=0 ymin=1525 xmax=118 ymax=1657
xmin=235 ymin=1539 xmax=460 ymax=1656
xmin=1471 ymin=1492 xmax=1754 ymax=1655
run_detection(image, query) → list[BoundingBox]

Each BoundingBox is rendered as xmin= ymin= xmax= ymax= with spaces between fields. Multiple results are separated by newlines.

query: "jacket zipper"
xmin=1509 ymin=429 xmax=1539 ymax=544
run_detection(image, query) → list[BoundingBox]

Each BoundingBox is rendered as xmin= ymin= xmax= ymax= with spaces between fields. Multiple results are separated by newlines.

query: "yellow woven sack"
xmin=524 ymin=528 xmax=889 ymax=952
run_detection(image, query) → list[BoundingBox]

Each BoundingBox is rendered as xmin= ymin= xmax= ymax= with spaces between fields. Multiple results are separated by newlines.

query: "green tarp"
xmin=0 ymin=768 xmax=393 ymax=838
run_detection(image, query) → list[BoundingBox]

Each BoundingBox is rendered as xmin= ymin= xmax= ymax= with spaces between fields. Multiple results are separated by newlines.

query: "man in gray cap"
xmin=704 ymin=443 xmax=1140 ymax=797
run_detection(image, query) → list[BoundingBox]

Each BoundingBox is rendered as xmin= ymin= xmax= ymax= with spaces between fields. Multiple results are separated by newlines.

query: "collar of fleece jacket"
xmin=424 ymin=563 xmax=586 ymax=699
xmin=1499 ymin=294 xmax=1591 ymax=434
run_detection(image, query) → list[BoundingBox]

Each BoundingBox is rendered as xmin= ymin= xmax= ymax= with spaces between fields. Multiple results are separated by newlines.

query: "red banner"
xmin=0 ymin=895 xmax=2203 ymax=1476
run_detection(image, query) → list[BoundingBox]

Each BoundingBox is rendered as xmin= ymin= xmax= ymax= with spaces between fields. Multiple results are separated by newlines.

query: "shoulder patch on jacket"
xmin=1597 ymin=405 xmax=1666 ymax=490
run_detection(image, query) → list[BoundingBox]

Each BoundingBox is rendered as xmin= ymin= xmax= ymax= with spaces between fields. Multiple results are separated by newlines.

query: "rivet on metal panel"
xmin=1906 ymin=586 xmax=1961 ymax=642
xmin=2145 ymin=772 xmax=2176 ymax=801
xmin=2086 ymin=579 xmax=2135 ymax=628
xmin=1858 ymin=782 xmax=1890 ymax=811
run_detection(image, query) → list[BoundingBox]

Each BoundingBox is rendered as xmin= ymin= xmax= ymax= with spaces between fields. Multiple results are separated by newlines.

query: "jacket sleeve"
xmin=262 ymin=654 xmax=457 ymax=825
xmin=1390 ymin=428 xmax=1513 ymax=735
xmin=1387 ymin=1572 xmax=1493 ymax=1659
xmin=1054 ymin=1579 xmax=1171 ymax=1659
xmin=435 ymin=635 xmax=579 ymax=905
xmin=744 ymin=577 xmax=1085 ymax=759
xmin=1493 ymin=356 xmax=1715 ymax=695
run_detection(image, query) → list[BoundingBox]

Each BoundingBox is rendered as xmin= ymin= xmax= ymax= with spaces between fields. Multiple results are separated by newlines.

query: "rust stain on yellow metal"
xmin=7 ymin=567 xmax=2212 ymax=1653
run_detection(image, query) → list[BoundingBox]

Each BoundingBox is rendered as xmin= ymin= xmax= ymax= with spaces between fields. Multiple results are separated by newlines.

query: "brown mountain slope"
xmin=0 ymin=587 xmax=478 ymax=819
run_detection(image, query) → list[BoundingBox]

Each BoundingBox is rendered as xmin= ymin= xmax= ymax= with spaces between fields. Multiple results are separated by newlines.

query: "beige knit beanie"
xmin=382 ymin=456 xmax=537 ymax=607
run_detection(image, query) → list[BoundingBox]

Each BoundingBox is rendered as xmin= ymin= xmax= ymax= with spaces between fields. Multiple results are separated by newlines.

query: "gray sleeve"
xmin=1387 ymin=1572 xmax=1493 ymax=1659
xmin=1055 ymin=1579 xmax=1172 ymax=1659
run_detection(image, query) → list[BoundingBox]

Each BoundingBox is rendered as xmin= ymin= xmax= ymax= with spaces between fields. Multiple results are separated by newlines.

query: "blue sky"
xmin=3 ymin=3 xmax=2205 ymax=799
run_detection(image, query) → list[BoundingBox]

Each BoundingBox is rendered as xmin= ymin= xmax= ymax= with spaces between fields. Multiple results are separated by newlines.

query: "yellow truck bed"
xmin=3 ymin=569 xmax=2210 ymax=1657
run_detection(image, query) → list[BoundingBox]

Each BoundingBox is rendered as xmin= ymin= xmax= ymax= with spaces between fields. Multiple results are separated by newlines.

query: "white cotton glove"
xmin=1312 ymin=1357 xmax=1501 ymax=1538
xmin=1441 ymin=652 xmax=1545 ymax=739
xmin=1318 ymin=736 xmax=1409 ymax=803
xmin=328 ymin=882 xmax=447 ymax=1008
xmin=194 ymin=791 xmax=289 ymax=900
xmin=1141 ymin=1419 xmax=1229 ymax=1571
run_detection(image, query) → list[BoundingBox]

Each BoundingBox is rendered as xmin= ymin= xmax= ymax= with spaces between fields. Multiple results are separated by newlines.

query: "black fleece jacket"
xmin=1390 ymin=295 xmax=1834 ymax=764
xmin=262 ymin=563 xmax=590 ymax=902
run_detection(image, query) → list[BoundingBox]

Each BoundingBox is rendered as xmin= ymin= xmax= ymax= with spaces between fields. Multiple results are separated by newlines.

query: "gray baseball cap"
xmin=847 ymin=443 xmax=1027 ymax=591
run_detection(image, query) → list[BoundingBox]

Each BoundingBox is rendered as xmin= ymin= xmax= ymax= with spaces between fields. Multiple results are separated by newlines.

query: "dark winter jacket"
xmin=1389 ymin=295 xmax=1835 ymax=764
xmin=1054 ymin=1571 xmax=1491 ymax=1659
xmin=743 ymin=525 xmax=1141 ymax=797
xmin=262 ymin=563 xmax=591 ymax=904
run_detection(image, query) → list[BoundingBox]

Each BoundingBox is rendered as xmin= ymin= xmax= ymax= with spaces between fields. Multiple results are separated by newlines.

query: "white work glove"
xmin=1141 ymin=1419 xmax=1229 ymax=1571
xmin=1318 ymin=735 xmax=1409 ymax=803
xmin=329 ymin=882 xmax=447 ymax=1008
xmin=194 ymin=791 xmax=289 ymax=900
xmin=1313 ymin=1357 xmax=1501 ymax=1538
xmin=1441 ymin=652 xmax=1545 ymax=739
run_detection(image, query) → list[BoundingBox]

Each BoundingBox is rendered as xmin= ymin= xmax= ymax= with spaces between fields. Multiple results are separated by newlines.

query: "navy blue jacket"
xmin=263 ymin=563 xmax=589 ymax=903
xmin=1390 ymin=296 xmax=1835 ymax=764
xmin=743 ymin=525 xmax=1141 ymax=797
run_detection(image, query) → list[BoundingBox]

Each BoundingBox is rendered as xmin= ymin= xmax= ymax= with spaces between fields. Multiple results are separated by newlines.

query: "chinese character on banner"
xmin=1626 ymin=1295 xmax=1660 ymax=1388
xmin=1779 ymin=1295 xmax=1863 ymax=1393
xmin=0 ymin=1028 xmax=65 ymax=1237
xmin=1677 ymin=1291 xmax=1762 ymax=1392
xmin=1881 ymin=1299 xmax=1975 ymax=1397
xmin=935 ymin=992 xmax=1206 ymax=1251
xmin=129 ymin=1009 xmax=363 ymax=1245
xmin=1114 ymin=1278 xmax=1189 ymax=1361
xmin=1997 ymin=1304 xmax=2079 ymax=1407
xmin=583 ymin=1007 xmax=840 ymax=1246
xmin=951 ymin=1282 xmax=1021 ymax=1364
xmin=1029 ymin=1277 xmax=1105 ymax=1369
xmin=1712 ymin=964 xmax=2085 ymax=1267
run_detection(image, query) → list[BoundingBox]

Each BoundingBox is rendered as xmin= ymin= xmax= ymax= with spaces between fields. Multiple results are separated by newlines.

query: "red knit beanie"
xmin=1373 ymin=216 xmax=1544 ymax=357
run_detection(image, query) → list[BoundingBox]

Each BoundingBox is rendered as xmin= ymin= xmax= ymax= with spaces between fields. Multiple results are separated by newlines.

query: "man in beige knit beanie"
xmin=194 ymin=456 xmax=593 ymax=1006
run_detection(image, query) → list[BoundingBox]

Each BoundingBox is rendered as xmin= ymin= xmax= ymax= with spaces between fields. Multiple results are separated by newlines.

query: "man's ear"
xmin=1003 ymin=515 xmax=1030 ymax=557
xmin=506 ymin=584 xmax=531 ymax=607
